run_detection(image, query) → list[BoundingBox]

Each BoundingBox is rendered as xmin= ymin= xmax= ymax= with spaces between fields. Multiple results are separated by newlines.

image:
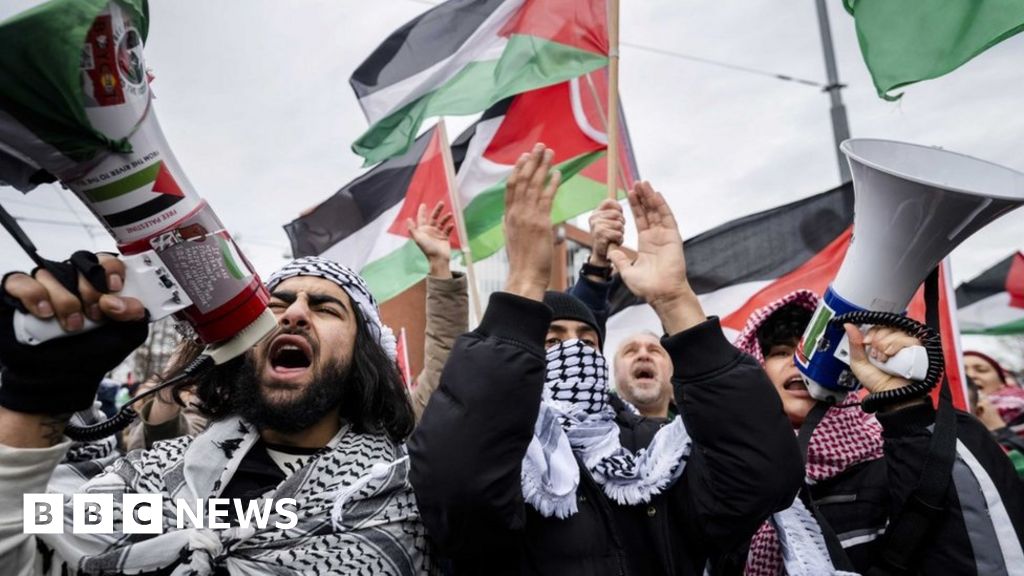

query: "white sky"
xmin=2 ymin=0 xmax=1023 ymax=292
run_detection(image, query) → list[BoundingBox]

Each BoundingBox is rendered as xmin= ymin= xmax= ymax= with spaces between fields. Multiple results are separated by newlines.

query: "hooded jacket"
xmin=723 ymin=290 xmax=1024 ymax=575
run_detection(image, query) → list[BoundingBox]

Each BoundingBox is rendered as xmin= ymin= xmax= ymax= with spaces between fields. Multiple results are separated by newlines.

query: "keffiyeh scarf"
xmin=745 ymin=395 xmax=883 ymax=576
xmin=266 ymin=256 xmax=398 ymax=362
xmin=521 ymin=339 xmax=691 ymax=518
xmin=735 ymin=289 xmax=883 ymax=575
xmin=42 ymin=416 xmax=435 ymax=575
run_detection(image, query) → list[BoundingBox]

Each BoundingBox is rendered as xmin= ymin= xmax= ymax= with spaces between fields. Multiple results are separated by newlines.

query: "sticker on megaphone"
xmin=795 ymin=287 xmax=929 ymax=403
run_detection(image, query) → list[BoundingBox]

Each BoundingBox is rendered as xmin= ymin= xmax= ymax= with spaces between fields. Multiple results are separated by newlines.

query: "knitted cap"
xmin=543 ymin=291 xmax=603 ymax=350
xmin=964 ymin=350 xmax=1008 ymax=384
xmin=265 ymin=256 xmax=397 ymax=361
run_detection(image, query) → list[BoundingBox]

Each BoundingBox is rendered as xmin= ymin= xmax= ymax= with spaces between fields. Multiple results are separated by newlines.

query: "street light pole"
xmin=815 ymin=0 xmax=852 ymax=184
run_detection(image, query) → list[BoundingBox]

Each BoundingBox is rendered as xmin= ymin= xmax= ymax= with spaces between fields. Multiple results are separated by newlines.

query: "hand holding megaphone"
xmin=13 ymin=250 xmax=192 ymax=346
xmin=0 ymin=253 xmax=150 ymax=416
xmin=831 ymin=325 xmax=930 ymax=382
xmin=842 ymin=324 xmax=931 ymax=403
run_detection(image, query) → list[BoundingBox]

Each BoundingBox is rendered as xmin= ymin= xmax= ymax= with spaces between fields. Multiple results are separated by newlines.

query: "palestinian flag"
xmin=452 ymin=67 xmax=638 ymax=260
xmin=81 ymin=159 xmax=185 ymax=228
xmin=956 ymin=251 xmax=1024 ymax=335
xmin=351 ymin=0 xmax=609 ymax=164
xmin=844 ymin=0 xmax=1024 ymax=100
xmin=283 ymin=126 xmax=457 ymax=302
xmin=604 ymin=184 xmax=969 ymax=409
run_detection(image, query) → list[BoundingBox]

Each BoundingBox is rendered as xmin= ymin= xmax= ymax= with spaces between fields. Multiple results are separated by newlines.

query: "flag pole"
xmin=606 ymin=0 xmax=621 ymax=200
xmin=436 ymin=119 xmax=484 ymax=325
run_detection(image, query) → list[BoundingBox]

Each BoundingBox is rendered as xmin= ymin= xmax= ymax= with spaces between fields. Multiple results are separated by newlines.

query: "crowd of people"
xmin=0 ymin=143 xmax=1022 ymax=575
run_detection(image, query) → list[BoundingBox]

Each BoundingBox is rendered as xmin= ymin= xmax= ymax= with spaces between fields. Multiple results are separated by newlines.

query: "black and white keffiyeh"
xmin=266 ymin=256 xmax=397 ymax=361
xmin=40 ymin=417 xmax=435 ymax=575
xmin=521 ymin=339 xmax=692 ymax=518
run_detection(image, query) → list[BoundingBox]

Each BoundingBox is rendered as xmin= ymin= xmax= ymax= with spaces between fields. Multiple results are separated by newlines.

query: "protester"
xmin=727 ymin=290 xmax=1024 ymax=575
xmin=0 ymin=254 xmax=435 ymax=575
xmin=964 ymin=351 xmax=1024 ymax=480
xmin=409 ymin=144 xmax=803 ymax=575
xmin=612 ymin=332 xmax=674 ymax=419
xmin=965 ymin=350 xmax=1014 ymax=394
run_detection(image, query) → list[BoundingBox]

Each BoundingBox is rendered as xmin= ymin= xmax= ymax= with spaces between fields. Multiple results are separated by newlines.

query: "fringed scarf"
xmin=520 ymin=339 xmax=691 ymax=518
xmin=744 ymin=395 xmax=884 ymax=575
xmin=41 ymin=416 xmax=436 ymax=575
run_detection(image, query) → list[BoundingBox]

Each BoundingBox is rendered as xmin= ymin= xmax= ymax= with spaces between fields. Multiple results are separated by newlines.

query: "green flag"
xmin=845 ymin=0 xmax=1024 ymax=100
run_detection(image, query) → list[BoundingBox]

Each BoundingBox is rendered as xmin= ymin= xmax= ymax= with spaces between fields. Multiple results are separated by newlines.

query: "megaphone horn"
xmin=797 ymin=138 xmax=1024 ymax=404
xmin=0 ymin=1 xmax=276 ymax=355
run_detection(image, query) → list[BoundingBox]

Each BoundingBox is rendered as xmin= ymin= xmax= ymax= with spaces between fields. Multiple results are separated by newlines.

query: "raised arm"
xmin=408 ymin=144 xmax=560 ymax=553
xmin=610 ymin=183 xmax=803 ymax=552
xmin=568 ymin=198 xmax=625 ymax=331
xmin=0 ymin=252 xmax=147 ymax=575
xmin=404 ymin=201 xmax=469 ymax=422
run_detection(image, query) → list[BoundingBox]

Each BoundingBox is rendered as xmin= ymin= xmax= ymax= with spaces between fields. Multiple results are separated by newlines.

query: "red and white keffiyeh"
xmin=735 ymin=291 xmax=884 ymax=575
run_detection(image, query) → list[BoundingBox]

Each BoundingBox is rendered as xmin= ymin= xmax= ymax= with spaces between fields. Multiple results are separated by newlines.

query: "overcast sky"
xmin=2 ymin=0 xmax=1023 ymax=290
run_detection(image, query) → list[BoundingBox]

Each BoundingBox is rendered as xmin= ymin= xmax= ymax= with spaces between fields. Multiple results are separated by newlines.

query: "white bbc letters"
xmin=72 ymin=494 xmax=114 ymax=534
xmin=123 ymin=494 xmax=163 ymax=534
xmin=23 ymin=494 xmax=64 ymax=534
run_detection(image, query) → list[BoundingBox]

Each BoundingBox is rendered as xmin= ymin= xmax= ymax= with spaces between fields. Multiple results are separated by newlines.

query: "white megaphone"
xmin=796 ymin=139 xmax=1024 ymax=403
xmin=0 ymin=1 xmax=275 ymax=361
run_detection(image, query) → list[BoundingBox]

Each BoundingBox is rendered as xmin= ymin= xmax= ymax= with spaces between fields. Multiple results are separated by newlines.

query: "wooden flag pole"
xmin=606 ymin=0 xmax=621 ymax=200
xmin=436 ymin=119 xmax=484 ymax=325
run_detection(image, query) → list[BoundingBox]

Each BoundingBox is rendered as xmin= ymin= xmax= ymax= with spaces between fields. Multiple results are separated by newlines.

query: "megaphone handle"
xmin=11 ymin=251 xmax=192 ymax=346
xmin=865 ymin=345 xmax=929 ymax=381
xmin=13 ymin=312 xmax=103 ymax=346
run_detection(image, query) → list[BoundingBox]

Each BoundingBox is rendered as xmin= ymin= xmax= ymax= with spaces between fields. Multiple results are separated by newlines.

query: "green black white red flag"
xmin=350 ymin=0 xmax=609 ymax=164
xmin=283 ymin=126 xmax=457 ymax=302
xmin=956 ymin=251 xmax=1024 ymax=335
xmin=452 ymin=67 xmax=638 ymax=260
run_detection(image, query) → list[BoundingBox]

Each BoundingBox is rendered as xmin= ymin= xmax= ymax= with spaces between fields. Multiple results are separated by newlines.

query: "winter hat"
xmin=543 ymin=291 xmax=604 ymax=349
xmin=964 ymin=350 xmax=1008 ymax=385
xmin=734 ymin=290 xmax=819 ymax=365
xmin=265 ymin=256 xmax=397 ymax=361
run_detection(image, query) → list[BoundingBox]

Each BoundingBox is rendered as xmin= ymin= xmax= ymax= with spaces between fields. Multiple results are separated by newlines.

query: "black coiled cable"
xmin=64 ymin=354 xmax=215 ymax=442
xmin=830 ymin=311 xmax=944 ymax=413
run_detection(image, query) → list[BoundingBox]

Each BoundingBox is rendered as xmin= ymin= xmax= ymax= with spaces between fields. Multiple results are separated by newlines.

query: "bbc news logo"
xmin=24 ymin=494 xmax=298 ymax=534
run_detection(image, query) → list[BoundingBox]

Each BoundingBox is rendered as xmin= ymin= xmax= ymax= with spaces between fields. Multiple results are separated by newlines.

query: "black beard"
xmin=228 ymin=353 xmax=351 ymax=434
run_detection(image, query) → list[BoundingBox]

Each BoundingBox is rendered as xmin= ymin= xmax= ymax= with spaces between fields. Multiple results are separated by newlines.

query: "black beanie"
xmin=543 ymin=291 xmax=604 ymax=349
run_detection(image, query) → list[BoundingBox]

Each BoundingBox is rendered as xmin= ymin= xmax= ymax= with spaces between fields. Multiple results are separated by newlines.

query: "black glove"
xmin=0 ymin=252 xmax=148 ymax=415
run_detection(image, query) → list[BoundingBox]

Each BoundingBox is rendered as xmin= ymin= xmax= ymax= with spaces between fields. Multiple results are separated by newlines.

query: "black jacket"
xmin=722 ymin=404 xmax=1024 ymax=574
xmin=408 ymin=293 xmax=803 ymax=575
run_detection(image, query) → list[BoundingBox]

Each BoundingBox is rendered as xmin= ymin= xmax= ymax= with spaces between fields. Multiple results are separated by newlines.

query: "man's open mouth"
xmin=268 ymin=334 xmax=313 ymax=375
xmin=632 ymin=364 xmax=656 ymax=381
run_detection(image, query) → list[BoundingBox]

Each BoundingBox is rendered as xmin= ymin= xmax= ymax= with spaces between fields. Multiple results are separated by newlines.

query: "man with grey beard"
xmin=613 ymin=332 xmax=674 ymax=419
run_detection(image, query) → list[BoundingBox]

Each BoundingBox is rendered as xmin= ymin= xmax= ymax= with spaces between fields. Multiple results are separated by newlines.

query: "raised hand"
xmin=407 ymin=201 xmax=456 ymax=278
xmin=503 ymin=144 xmax=561 ymax=301
xmin=608 ymin=182 xmax=703 ymax=334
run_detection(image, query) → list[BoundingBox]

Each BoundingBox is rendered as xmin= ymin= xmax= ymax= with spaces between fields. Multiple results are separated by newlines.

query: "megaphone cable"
xmin=829 ymin=311 xmax=945 ymax=413
xmin=63 ymin=353 xmax=215 ymax=442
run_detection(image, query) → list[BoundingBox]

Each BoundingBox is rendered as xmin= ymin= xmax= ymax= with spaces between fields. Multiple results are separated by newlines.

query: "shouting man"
xmin=0 ymin=254 xmax=434 ymax=575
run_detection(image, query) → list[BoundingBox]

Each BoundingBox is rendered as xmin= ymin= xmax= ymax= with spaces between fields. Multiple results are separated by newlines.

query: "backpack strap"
xmin=867 ymin=267 xmax=958 ymax=576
